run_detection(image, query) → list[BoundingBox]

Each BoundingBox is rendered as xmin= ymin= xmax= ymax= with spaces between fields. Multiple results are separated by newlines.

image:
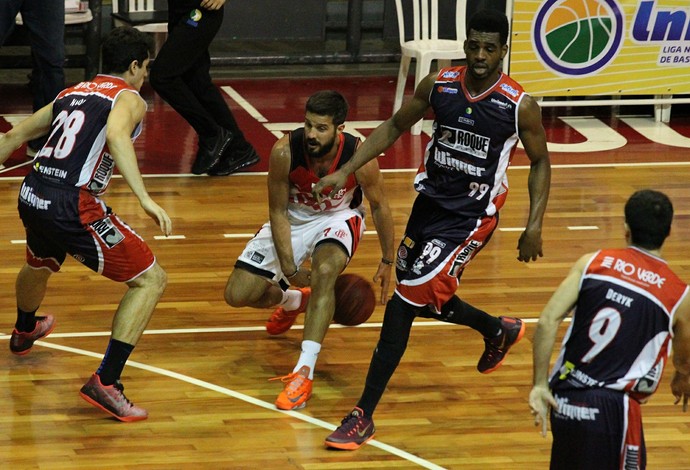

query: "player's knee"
xmin=224 ymin=287 xmax=244 ymax=307
xmin=223 ymin=279 xmax=250 ymax=308
xmin=311 ymin=259 xmax=341 ymax=282
xmin=148 ymin=264 xmax=168 ymax=294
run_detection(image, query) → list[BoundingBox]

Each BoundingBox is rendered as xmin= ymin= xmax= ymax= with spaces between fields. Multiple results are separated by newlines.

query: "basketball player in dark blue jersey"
xmin=317 ymin=10 xmax=551 ymax=449
xmin=0 ymin=27 xmax=171 ymax=422
xmin=530 ymin=189 xmax=690 ymax=470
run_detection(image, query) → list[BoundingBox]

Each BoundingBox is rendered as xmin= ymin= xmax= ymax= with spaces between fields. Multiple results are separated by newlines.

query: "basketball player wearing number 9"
xmin=529 ymin=190 xmax=690 ymax=470
xmin=581 ymin=307 xmax=621 ymax=363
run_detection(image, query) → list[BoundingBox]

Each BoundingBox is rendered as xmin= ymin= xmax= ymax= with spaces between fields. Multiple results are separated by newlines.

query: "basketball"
xmin=333 ymin=273 xmax=376 ymax=326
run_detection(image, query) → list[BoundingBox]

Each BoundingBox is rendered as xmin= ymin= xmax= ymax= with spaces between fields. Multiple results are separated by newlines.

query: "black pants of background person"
xmin=150 ymin=3 xmax=258 ymax=175
xmin=0 ymin=0 xmax=65 ymax=156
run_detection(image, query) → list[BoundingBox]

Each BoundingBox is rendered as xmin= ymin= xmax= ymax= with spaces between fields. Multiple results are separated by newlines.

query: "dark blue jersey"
xmin=415 ymin=66 xmax=525 ymax=216
xmin=551 ymin=247 xmax=689 ymax=401
xmin=31 ymin=74 xmax=144 ymax=196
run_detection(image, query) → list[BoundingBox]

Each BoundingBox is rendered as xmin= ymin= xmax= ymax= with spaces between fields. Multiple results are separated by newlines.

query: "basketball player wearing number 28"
xmin=0 ymin=27 xmax=171 ymax=422
xmin=314 ymin=10 xmax=552 ymax=449
xmin=222 ymin=91 xmax=395 ymax=411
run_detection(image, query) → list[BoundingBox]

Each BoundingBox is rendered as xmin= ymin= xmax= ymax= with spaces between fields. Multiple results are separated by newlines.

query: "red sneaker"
xmin=10 ymin=315 xmax=56 ymax=355
xmin=266 ymin=287 xmax=311 ymax=335
xmin=79 ymin=374 xmax=148 ymax=422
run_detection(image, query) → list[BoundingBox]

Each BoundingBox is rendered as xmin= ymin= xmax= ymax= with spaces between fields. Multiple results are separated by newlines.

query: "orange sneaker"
xmin=266 ymin=287 xmax=311 ymax=335
xmin=271 ymin=365 xmax=313 ymax=410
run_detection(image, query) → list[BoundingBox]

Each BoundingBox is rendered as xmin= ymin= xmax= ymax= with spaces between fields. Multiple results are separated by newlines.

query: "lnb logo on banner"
xmin=533 ymin=0 xmax=624 ymax=76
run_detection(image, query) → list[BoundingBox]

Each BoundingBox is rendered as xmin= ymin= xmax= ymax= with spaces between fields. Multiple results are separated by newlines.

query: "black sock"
xmin=425 ymin=295 xmax=501 ymax=338
xmin=96 ymin=339 xmax=134 ymax=386
xmin=15 ymin=308 xmax=38 ymax=332
xmin=357 ymin=294 xmax=416 ymax=417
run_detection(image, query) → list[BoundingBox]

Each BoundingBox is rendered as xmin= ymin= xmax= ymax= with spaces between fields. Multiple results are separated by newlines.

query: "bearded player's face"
xmin=304 ymin=112 xmax=338 ymax=159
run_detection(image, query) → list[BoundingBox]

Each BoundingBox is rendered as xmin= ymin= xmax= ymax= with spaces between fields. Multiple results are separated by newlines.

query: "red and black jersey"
xmin=551 ymin=247 xmax=689 ymax=401
xmin=416 ymin=66 xmax=525 ymax=217
xmin=286 ymin=128 xmax=363 ymax=224
xmin=31 ymin=74 xmax=144 ymax=196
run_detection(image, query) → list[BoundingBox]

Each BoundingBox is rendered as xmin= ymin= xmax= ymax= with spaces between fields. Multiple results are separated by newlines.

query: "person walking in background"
xmin=529 ymin=189 xmax=690 ymax=470
xmin=150 ymin=0 xmax=259 ymax=175
xmin=0 ymin=27 xmax=171 ymax=422
xmin=0 ymin=0 xmax=66 ymax=156
xmin=223 ymin=90 xmax=395 ymax=411
xmin=315 ymin=9 xmax=551 ymax=449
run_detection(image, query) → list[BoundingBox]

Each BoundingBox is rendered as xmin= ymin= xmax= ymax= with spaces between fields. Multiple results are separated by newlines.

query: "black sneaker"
xmin=325 ymin=407 xmax=376 ymax=450
xmin=477 ymin=316 xmax=525 ymax=374
xmin=191 ymin=127 xmax=233 ymax=175
xmin=207 ymin=144 xmax=260 ymax=176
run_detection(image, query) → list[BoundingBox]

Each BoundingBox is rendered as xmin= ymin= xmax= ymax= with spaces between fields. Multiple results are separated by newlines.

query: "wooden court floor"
xmin=1 ymin=76 xmax=690 ymax=469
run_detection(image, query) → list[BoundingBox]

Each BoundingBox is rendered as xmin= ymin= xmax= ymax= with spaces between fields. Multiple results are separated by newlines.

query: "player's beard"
xmin=306 ymin=133 xmax=336 ymax=159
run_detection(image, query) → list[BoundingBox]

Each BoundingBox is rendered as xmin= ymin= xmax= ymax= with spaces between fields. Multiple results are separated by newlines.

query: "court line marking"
xmin=4 ymin=337 xmax=444 ymax=470
xmin=0 ymin=317 xmax=567 ymax=468
xmin=2 ymin=160 xmax=690 ymax=182
xmin=220 ymin=85 xmax=268 ymax=123
xmin=0 ymin=159 xmax=32 ymax=174
xmin=0 ymin=318 xmax=558 ymax=342
xmin=0 ymin=317 xmax=552 ymax=341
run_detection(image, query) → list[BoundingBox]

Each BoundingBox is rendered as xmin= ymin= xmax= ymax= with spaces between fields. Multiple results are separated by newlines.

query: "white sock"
xmin=280 ymin=289 xmax=303 ymax=311
xmin=293 ymin=340 xmax=321 ymax=380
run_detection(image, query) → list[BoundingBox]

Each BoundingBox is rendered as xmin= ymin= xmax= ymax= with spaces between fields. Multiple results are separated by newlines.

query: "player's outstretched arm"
xmin=516 ymin=94 xmax=551 ymax=263
xmin=313 ymin=72 xmax=435 ymax=201
xmin=672 ymin=293 xmax=690 ymax=411
xmin=0 ymin=105 xmax=53 ymax=165
xmin=107 ymin=91 xmax=171 ymax=236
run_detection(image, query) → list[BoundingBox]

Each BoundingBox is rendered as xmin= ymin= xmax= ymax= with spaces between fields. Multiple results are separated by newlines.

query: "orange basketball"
xmin=333 ymin=274 xmax=376 ymax=326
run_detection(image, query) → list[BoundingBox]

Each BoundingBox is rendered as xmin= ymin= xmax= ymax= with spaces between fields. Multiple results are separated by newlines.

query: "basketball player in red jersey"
xmin=223 ymin=90 xmax=395 ymax=411
xmin=0 ymin=27 xmax=171 ymax=422
xmin=316 ymin=10 xmax=551 ymax=449
xmin=530 ymin=189 xmax=690 ymax=470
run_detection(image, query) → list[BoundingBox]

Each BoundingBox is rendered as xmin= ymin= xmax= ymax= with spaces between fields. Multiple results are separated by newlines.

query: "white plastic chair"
xmin=393 ymin=0 xmax=467 ymax=134
xmin=111 ymin=0 xmax=168 ymax=53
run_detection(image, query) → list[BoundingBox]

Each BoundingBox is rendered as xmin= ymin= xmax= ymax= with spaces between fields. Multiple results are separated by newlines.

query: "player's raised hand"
xmin=312 ymin=170 xmax=348 ymax=203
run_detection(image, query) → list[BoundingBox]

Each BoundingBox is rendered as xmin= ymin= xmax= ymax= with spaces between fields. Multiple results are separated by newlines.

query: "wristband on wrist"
xmin=285 ymin=268 xmax=299 ymax=278
xmin=381 ymin=257 xmax=394 ymax=266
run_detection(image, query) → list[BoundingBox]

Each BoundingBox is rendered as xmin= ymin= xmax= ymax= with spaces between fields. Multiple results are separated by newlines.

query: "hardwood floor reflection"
xmin=1 ymin=164 xmax=690 ymax=469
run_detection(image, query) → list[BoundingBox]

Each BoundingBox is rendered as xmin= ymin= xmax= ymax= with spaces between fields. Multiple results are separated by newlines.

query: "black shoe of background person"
xmin=207 ymin=143 xmax=260 ymax=176
xmin=191 ymin=128 xmax=234 ymax=175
